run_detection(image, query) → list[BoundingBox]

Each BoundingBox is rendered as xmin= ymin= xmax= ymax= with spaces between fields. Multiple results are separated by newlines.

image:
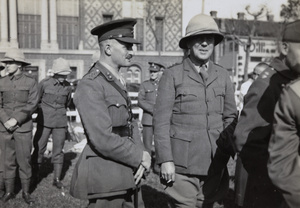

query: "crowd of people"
xmin=0 ymin=13 xmax=299 ymax=208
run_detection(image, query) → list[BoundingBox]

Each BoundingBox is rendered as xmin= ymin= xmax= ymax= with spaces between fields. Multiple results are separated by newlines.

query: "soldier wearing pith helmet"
xmin=154 ymin=14 xmax=237 ymax=207
xmin=0 ymin=48 xmax=39 ymax=205
xmin=70 ymin=18 xmax=151 ymax=208
xmin=32 ymin=57 xmax=72 ymax=190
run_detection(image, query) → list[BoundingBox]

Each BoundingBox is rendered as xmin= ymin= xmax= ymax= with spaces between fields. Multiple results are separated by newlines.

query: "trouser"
xmin=164 ymin=173 xmax=213 ymax=208
xmin=88 ymin=188 xmax=145 ymax=208
xmin=0 ymin=131 xmax=32 ymax=179
xmin=0 ymin=137 xmax=4 ymax=195
xmin=243 ymin=173 xmax=284 ymax=208
xmin=33 ymin=125 xmax=66 ymax=164
xmin=142 ymin=125 xmax=153 ymax=154
xmin=234 ymin=155 xmax=248 ymax=206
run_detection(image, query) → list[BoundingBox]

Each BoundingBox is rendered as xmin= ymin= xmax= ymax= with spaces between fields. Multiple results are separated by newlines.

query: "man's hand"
xmin=4 ymin=118 xmax=18 ymax=130
xmin=141 ymin=151 xmax=151 ymax=171
xmin=134 ymin=165 xmax=145 ymax=185
xmin=161 ymin=161 xmax=175 ymax=183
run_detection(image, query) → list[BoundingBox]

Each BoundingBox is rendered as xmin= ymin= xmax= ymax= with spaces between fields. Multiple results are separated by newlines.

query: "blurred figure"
xmin=0 ymin=61 xmax=5 ymax=199
xmin=238 ymin=62 xmax=269 ymax=112
xmin=268 ymin=78 xmax=300 ymax=208
xmin=153 ymin=14 xmax=237 ymax=208
xmin=138 ymin=62 xmax=165 ymax=154
xmin=32 ymin=58 xmax=72 ymax=189
xmin=234 ymin=20 xmax=300 ymax=208
xmin=0 ymin=48 xmax=39 ymax=205
xmin=234 ymin=62 xmax=269 ymax=207
xmin=0 ymin=62 xmax=6 ymax=77
xmin=70 ymin=18 xmax=151 ymax=208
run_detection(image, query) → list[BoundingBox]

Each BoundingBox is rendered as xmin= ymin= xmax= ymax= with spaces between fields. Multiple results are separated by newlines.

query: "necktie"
xmin=119 ymin=76 xmax=126 ymax=87
xmin=200 ymin=65 xmax=208 ymax=82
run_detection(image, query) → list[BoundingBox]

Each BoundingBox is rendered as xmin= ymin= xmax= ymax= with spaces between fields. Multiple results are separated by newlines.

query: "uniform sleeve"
xmin=138 ymin=83 xmax=154 ymax=114
xmin=234 ymin=77 xmax=275 ymax=174
xmin=153 ymin=69 xmax=175 ymax=164
xmin=268 ymin=88 xmax=300 ymax=208
xmin=216 ymin=71 xmax=238 ymax=157
xmin=13 ymin=79 xmax=39 ymax=125
xmin=74 ymin=78 xmax=143 ymax=168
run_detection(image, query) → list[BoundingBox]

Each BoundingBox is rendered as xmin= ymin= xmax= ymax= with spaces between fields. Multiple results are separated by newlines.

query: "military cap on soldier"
xmin=52 ymin=57 xmax=72 ymax=75
xmin=91 ymin=18 xmax=140 ymax=44
xmin=179 ymin=14 xmax=224 ymax=49
xmin=0 ymin=48 xmax=31 ymax=66
xmin=282 ymin=19 xmax=300 ymax=43
xmin=148 ymin=62 xmax=165 ymax=72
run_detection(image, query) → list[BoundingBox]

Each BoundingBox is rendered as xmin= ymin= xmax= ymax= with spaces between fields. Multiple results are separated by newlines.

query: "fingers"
xmin=134 ymin=165 xmax=145 ymax=185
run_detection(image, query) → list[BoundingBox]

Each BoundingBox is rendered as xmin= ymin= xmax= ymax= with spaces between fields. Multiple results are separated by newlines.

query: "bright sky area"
xmin=182 ymin=0 xmax=288 ymax=33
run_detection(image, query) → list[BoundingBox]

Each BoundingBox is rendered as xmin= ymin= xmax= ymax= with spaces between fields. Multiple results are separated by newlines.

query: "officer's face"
xmin=188 ymin=35 xmax=215 ymax=64
xmin=54 ymin=74 xmax=68 ymax=83
xmin=5 ymin=61 xmax=22 ymax=75
xmin=150 ymin=71 xmax=159 ymax=80
xmin=285 ymin=42 xmax=300 ymax=74
xmin=110 ymin=40 xmax=134 ymax=68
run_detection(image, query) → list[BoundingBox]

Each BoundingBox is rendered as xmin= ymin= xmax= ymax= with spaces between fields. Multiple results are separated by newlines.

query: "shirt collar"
xmin=9 ymin=72 xmax=23 ymax=80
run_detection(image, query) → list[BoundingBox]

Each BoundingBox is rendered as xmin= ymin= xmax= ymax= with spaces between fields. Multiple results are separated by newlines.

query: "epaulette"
xmin=83 ymin=62 xmax=100 ymax=80
xmin=85 ymin=69 xmax=101 ymax=80
xmin=289 ymin=78 xmax=300 ymax=98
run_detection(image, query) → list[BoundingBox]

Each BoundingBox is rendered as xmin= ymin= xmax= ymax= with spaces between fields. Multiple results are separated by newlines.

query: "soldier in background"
xmin=32 ymin=58 xmax=72 ymax=189
xmin=138 ymin=62 xmax=165 ymax=155
xmin=0 ymin=48 xmax=39 ymax=205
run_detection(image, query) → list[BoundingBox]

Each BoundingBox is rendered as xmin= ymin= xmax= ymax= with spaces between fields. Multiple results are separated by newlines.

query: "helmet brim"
xmin=179 ymin=31 xmax=224 ymax=49
xmin=1 ymin=58 xmax=31 ymax=66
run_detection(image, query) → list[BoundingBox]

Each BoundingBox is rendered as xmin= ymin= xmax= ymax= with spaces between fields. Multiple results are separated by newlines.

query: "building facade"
xmin=0 ymin=0 xmax=184 ymax=84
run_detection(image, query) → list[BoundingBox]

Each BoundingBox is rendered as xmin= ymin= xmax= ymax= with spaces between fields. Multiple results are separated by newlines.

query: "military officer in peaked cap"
xmin=32 ymin=57 xmax=72 ymax=189
xmin=70 ymin=18 xmax=151 ymax=208
xmin=0 ymin=48 xmax=39 ymax=205
xmin=153 ymin=14 xmax=237 ymax=207
xmin=138 ymin=62 xmax=165 ymax=155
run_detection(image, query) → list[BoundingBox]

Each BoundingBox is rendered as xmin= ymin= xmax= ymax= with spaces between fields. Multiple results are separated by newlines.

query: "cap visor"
xmin=115 ymin=37 xmax=141 ymax=44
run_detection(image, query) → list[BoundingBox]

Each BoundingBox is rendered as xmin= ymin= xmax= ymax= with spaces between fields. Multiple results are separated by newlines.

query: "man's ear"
xmin=279 ymin=42 xmax=289 ymax=56
xmin=104 ymin=43 xmax=112 ymax=56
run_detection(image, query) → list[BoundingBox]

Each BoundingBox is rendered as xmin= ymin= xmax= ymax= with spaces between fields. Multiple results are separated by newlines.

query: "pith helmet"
xmin=179 ymin=14 xmax=224 ymax=49
xmin=282 ymin=19 xmax=300 ymax=43
xmin=52 ymin=58 xmax=72 ymax=75
xmin=0 ymin=48 xmax=30 ymax=66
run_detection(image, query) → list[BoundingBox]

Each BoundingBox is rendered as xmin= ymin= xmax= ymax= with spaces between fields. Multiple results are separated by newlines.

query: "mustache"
xmin=126 ymin=54 xmax=132 ymax=59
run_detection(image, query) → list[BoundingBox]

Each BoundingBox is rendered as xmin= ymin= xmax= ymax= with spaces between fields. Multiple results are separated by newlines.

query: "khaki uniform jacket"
xmin=153 ymin=57 xmax=237 ymax=175
xmin=36 ymin=77 xmax=72 ymax=128
xmin=138 ymin=79 xmax=159 ymax=126
xmin=0 ymin=72 xmax=38 ymax=132
xmin=268 ymin=78 xmax=300 ymax=208
xmin=70 ymin=61 xmax=144 ymax=199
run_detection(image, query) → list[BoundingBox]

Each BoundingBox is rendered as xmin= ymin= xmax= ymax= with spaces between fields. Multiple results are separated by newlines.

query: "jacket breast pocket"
xmin=213 ymin=88 xmax=225 ymax=113
xmin=170 ymin=128 xmax=193 ymax=168
xmin=106 ymin=96 xmax=129 ymax=126
xmin=175 ymin=87 xmax=199 ymax=113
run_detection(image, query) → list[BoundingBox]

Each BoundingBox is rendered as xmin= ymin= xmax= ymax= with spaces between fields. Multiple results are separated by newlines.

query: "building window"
xmin=24 ymin=66 xmax=39 ymax=80
xmin=57 ymin=16 xmax=79 ymax=49
xmin=155 ymin=17 xmax=164 ymax=51
xmin=57 ymin=0 xmax=79 ymax=49
xmin=136 ymin=18 xmax=144 ymax=51
xmin=121 ymin=65 xmax=141 ymax=84
xmin=17 ymin=0 xmax=41 ymax=49
xmin=103 ymin=14 xmax=113 ymax=23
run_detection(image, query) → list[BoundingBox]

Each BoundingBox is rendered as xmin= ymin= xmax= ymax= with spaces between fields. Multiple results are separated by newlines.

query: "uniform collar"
xmin=9 ymin=71 xmax=23 ymax=80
